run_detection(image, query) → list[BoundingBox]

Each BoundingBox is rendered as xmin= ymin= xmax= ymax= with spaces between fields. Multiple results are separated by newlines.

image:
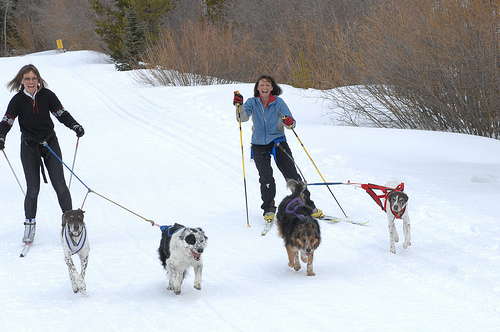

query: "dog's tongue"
xmin=191 ymin=249 xmax=201 ymax=261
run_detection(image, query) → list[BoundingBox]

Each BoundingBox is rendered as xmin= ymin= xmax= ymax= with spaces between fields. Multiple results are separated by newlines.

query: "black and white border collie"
xmin=158 ymin=223 xmax=207 ymax=295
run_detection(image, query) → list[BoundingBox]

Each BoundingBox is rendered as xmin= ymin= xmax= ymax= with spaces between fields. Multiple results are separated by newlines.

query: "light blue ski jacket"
xmin=236 ymin=95 xmax=295 ymax=145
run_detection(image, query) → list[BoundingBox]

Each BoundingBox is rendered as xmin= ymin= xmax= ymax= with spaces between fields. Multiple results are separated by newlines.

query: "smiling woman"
xmin=0 ymin=64 xmax=85 ymax=246
xmin=233 ymin=74 xmax=324 ymax=223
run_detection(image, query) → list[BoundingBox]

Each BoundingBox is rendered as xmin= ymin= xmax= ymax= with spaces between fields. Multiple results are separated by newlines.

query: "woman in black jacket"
xmin=0 ymin=64 xmax=85 ymax=244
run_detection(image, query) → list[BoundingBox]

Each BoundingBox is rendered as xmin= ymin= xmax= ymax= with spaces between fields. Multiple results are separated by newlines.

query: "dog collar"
xmin=64 ymin=224 xmax=87 ymax=256
xmin=285 ymin=196 xmax=306 ymax=220
xmin=390 ymin=205 xmax=406 ymax=219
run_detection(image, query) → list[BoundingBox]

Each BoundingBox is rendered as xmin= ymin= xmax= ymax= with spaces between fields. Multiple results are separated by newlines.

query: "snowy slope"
xmin=0 ymin=51 xmax=500 ymax=332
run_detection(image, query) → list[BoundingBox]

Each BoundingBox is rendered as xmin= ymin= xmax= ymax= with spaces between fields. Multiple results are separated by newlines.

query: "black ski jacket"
xmin=0 ymin=88 xmax=79 ymax=144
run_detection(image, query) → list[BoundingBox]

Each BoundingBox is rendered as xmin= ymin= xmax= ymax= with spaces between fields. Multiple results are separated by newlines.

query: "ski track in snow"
xmin=0 ymin=51 xmax=499 ymax=331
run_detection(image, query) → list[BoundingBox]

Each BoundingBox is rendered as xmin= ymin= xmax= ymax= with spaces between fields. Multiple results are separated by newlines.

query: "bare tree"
xmin=1 ymin=0 xmax=16 ymax=55
xmin=39 ymin=0 xmax=103 ymax=51
xmin=8 ymin=0 xmax=49 ymax=53
xmin=323 ymin=0 xmax=500 ymax=138
xmin=223 ymin=0 xmax=375 ymax=84
xmin=137 ymin=21 xmax=258 ymax=86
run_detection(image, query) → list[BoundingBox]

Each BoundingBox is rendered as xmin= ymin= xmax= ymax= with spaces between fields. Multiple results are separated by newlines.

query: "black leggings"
xmin=21 ymin=138 xmax=72 ymax=219
xmin=252 ymin=140 xmax=314 ymax=214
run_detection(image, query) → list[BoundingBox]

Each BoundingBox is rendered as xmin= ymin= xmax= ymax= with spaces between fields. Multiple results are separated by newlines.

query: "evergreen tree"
xmin=203 ymin=0 xmax=226 ymax=24
xmin=117 ymin=6 xmax=147 ymax=70
xmin=134 ymin=0 xmax=175 ymax=36
xmin=90 ymin=0 xmax=174 ymax=70
xmin=90 ymin=0 xmax=127 ymax=66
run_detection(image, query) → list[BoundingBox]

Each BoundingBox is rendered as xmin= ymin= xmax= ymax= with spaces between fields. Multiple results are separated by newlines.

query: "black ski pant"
xmin=21 ymin=137 xmax=72 ymax=220
xmin=252 ymin=140 xmax=315 ymax=215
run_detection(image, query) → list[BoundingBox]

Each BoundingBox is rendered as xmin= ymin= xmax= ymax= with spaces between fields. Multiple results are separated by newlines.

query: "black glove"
xmin=0 ymin=136 xmax=5 ymax=150
xmin=233 ymin=91 xmax=243 ymax=105
xmin=72 ymin=124 xmax=85 ymax=138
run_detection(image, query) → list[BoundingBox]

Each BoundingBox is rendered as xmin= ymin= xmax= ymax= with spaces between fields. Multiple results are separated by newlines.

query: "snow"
xmin=1 ymin=50 xmax=500 ymax=332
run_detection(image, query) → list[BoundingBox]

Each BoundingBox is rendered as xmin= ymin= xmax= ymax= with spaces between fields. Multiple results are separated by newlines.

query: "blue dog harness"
xmin=160 ymin=223 xmax=184 ymax=236
xmin=64 ymin=224 xmax=87 ymax=256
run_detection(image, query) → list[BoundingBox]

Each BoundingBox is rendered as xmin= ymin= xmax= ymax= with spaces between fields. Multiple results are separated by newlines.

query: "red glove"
xmin=283 ymin=116 xmax=294 ymax=127
xmin=233 ymin=91 xmax=243 ymax=105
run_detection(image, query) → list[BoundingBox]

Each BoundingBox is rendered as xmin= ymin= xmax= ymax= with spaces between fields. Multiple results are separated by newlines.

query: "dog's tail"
xmin=286 ymin=179 xmax=306 ymax=197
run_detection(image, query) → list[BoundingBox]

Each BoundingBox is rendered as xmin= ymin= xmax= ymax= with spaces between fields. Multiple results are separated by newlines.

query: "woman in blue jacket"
xmin=0 ymin=64 xmax=85 ymax=244
xmin=234 ymin=75 xmax=322 ymax=223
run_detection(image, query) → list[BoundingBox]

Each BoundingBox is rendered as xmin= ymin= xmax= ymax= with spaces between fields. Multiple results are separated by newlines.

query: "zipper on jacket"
xmin=258 ymin=100 xmax=267 ymax=143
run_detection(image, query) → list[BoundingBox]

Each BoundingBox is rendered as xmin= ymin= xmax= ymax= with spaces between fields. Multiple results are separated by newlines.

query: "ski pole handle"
xmin=234 ymin=90 xmax=243 ymax=106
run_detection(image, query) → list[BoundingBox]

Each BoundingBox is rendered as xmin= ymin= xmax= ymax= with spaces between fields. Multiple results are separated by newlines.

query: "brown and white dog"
xmin=61 ymin=209 xmax=89 ymax=295
xmin=385 ymin=181 xmax=411 ymax=254
xmin=276 ymin=179 xmax=321 ymax=276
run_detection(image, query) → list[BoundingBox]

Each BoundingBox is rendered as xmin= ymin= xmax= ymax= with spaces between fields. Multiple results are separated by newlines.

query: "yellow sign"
xmin=56 ymin=39 xmax=64 ymax=50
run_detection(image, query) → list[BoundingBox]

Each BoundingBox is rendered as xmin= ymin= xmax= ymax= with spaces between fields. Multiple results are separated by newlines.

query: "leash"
xmin=304 ymin=182 xmax=345 ymax=186
xmin=41 ymin=141 xmax=161 ymax=228
xmin=288 ymin=124 xmax=348 ymax=218
xmin=274 ymin=140 xmax=308 ymax=184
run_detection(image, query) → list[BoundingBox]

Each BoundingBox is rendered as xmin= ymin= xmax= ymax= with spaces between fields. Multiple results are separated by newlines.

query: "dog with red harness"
xmin=360 ymin=181 xmax=411 ymax=254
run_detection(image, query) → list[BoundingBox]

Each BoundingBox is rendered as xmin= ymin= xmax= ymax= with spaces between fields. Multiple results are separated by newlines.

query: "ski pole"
xmin=236 ymin=91 xmax=250 ymax=228
xmin=68 ymin=137 xmax=79 ymax=189
xmin=288 ymin=123 xmax=348 ymax=218
xmin=2 ymin=149 xmax=26 ymax=196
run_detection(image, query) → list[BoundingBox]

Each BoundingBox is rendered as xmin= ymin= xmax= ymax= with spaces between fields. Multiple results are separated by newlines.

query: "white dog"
xmin=158 ymin=223 xmax=207 ymax=295
xmin=385 ymin=181 xmax=411 ymax=254
xmin=61 ymin=209 xmax=89 ymax=295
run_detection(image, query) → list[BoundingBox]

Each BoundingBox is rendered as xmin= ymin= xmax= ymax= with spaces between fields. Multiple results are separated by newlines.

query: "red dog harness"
xmin=360 ymin=183 xmax=405 ymax=219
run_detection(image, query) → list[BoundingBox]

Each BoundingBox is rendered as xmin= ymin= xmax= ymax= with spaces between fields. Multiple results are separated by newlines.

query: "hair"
xmin=253 ymin=74 xmax=282 ymax=97
xmin=7 ymin=64 xmax=46 ymax=92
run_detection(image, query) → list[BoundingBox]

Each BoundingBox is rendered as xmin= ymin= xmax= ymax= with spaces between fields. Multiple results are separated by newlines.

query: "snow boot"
xmin=22 ymin=219 xmax=36 ymax=244
xmin=311 ymin=208 xmax=324 ymax=219
xmin=264 ymin=212 xmax=275 ymax=223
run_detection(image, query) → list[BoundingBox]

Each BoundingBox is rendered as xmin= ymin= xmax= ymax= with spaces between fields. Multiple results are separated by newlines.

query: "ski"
xmin=20 ymin=243 xmax=31 ymax=257
xmin=319 ymin=215 xmax=369 ymax=226
xmin=261 ymin=221 xmax=274 ymax=236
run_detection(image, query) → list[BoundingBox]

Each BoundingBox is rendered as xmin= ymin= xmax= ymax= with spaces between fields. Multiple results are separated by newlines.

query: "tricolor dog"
xmin=276 ymin=179 xmax=321 ymax=276
xmin=61 ymin=209 xmax=89 ymax=295
xmin=158 ymin=223 xmax=207 ymax=295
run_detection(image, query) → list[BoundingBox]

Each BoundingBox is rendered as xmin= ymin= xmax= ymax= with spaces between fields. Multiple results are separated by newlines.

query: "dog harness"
xmin=160 ymin=223 xmax=184 ymax=236
xmin=64 ymin=223 xmax=87 ymax=256
xmin=361 ymin=183 xmax=405 ymax=219
xmin=285 ymin=196 xmax=307 ymax=220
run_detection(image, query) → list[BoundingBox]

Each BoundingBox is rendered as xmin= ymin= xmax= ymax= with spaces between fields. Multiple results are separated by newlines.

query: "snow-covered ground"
xmin=0 ymin=51 xmax=499 ymax=332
